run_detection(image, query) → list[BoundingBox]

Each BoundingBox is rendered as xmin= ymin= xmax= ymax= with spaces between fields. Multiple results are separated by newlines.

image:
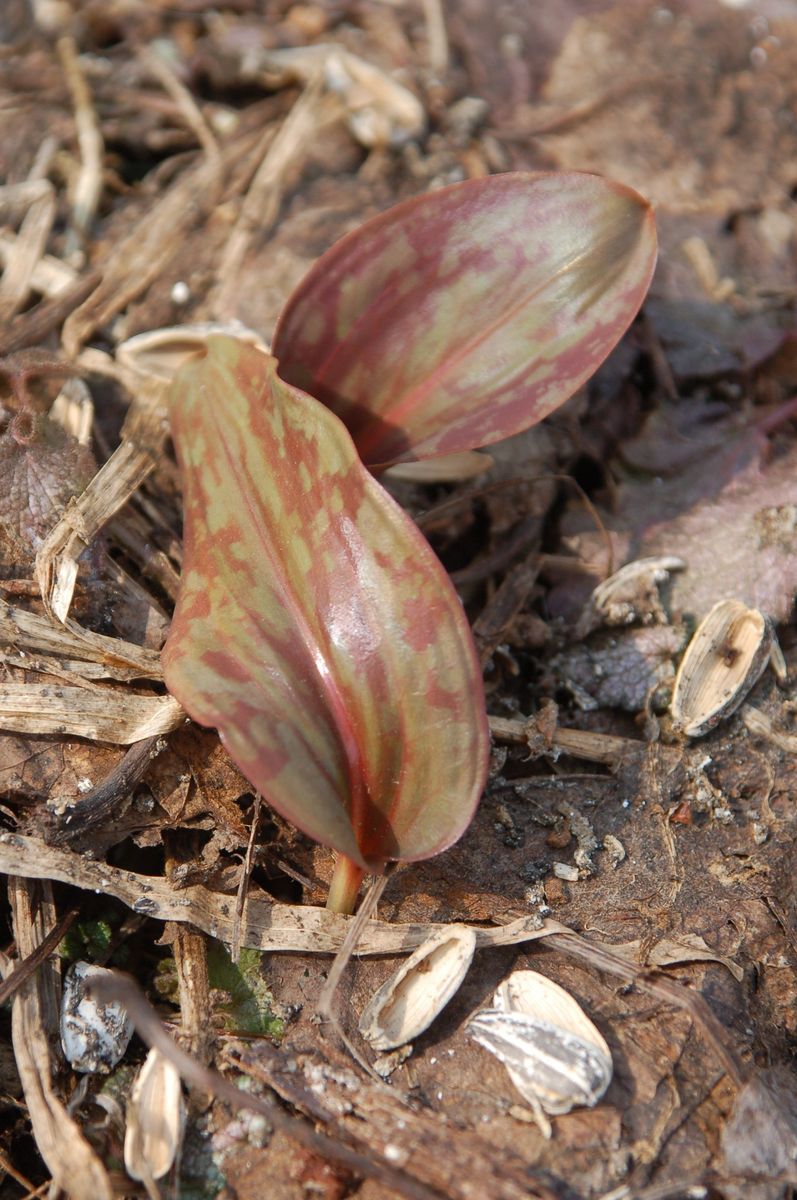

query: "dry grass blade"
xmin=0 ymin=831 xmax=565 ymax=955
xmin=140 ymin=46 xmax=220 ymax=164
xmin=6 ymin=878 xmax=113 ymax=1200
xmin=0 ymin=598 xmax=163 ymax=680
xmin=0 ymin=232 xmax=77 ymax=299
xmin=0 ymin=682 xmax=184 ymax=742
xmin=60 ymin=147 xmax=223 ymax=356
xmin=211 ymin=75 xmax=334 ymax=319
xmin=422 ymin=0 xmax=449 ymax=72
xmin=0 ymin=183 xmax=56 ymax=321
xmin=57 ymin=36 xmax=104 ymax=257
xmin=35 ymin=367 xmax=168 ymax=624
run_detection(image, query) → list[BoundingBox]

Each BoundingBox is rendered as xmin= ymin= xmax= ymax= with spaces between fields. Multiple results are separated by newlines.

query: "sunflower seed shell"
xmin=124 ymin=1047 xmax=185 ymax=1183
xmin=468 ymin=969 xmax=612 ymax=1117
xmin=359 ymin=924 xmax=476 ymax=1051
xmin=671 ymin=599 xmax=772 ymax=737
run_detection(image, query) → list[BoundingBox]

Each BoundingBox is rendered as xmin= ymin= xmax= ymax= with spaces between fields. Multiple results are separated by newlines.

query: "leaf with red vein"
xmin=273 ymin=171 xmax=657 ymax=470
xmin=162 ymin=335 xmax=489 ymax=872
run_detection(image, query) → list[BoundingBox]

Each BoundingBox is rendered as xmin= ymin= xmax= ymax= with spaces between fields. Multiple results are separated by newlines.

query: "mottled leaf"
xmin=161 ymin=336 xmax=489 ymax=871
xmin=273 ymin=171 xmax=656 ymax=469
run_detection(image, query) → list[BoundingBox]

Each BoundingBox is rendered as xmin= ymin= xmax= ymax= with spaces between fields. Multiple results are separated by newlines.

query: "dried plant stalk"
xmin=0 ymin=831 xmax=564 ymax=956
xmin=7 ymin=877 xmax=113 ymax=1200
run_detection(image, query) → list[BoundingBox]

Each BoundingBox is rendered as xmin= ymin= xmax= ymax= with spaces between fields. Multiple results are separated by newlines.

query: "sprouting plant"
xmin=162 ymin=172 xmax=656 ymax=913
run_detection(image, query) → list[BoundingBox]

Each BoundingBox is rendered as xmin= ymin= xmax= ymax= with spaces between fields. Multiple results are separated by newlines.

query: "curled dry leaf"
xmin=468 ymin=969 xmax=612 ymax=1134
xmin=670 ymin=599 xmax=773 ymax=737
xmin=116 ymin=322 xmax=268 ymax=385
xmin=358 ymin=924 xmax=476 ymax=1051
xmin=124 ymin=1047 xmax=185 ymax=1185
xmin=274 ymin=172 xmax=656 ymax=469
xmin=162 ymin=336 xmax=489 ymax=872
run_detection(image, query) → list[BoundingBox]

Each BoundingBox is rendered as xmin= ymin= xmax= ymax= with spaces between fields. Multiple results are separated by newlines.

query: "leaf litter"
xmin=0 ymin=2 xmax=797 ymax=1199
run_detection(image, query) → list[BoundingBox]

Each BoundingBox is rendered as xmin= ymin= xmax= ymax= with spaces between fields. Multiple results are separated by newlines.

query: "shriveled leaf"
xmin=161 ymin=336 xmax=489 ymax=871
xmin=0 ymin=412 xmax=96 ymax=556
xmin=273 ymin=171 xmax=656 ymax=469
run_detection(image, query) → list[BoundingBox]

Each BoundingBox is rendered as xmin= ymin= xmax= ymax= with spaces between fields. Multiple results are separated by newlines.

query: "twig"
xmin=0 ymin=270 xmax=101 ymax=355
xmin=89 ymin=972 xmax=447 ymax=1200
xmin=317 ymin=871 xmax=393 ymax=1076
xmin=48 ymin=736 xmax=163 ymax=845
xmin=231 ymin=793 xmax=261 ymax=963
xmin=57 ymin=37 xmax=104 ymax=258
xmin=140 ymin=47 xmax=220 ymax=164
xmin=488 ymin=713 xmax=652 ymax=767
xmin=0 ymin=906 xmax=78 ymax=1008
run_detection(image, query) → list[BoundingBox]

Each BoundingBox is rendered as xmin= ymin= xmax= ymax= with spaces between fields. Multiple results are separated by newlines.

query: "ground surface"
xmin=1 ymin=2 xmax=797 ymax=1198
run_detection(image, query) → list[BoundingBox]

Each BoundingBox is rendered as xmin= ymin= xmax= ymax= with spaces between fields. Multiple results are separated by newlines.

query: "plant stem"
xmin=326 ymin=854 xmax=366 ymax=914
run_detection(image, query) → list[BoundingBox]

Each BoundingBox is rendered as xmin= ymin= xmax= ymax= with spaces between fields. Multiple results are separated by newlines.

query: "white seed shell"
xmin=359 ymin=925 xmax=476 ymax=1051
xmin=468 ymin=969 xmax=612 ymax=1117
xmin=60 ymin=962 xmax=134 ymax=1074
xmin=124 ymin=1048 xmax=185 ymax=1183
xmin=671 ymin=599 xmax=771 ymax=737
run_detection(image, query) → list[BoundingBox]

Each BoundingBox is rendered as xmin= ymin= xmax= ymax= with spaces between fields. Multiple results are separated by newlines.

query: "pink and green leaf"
xmin=273 ymin=171 xmax=657 ymax=470
xmin=161 ymin=335 xmax=489 ymax=872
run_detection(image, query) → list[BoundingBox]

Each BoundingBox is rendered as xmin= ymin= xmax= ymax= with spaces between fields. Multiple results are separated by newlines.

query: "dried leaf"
xmin=0 ymin=409 xmax=96 ymax=556
xmin=0 ymin=830 xmax=567 ymax=955
xmin=162 ymin=336 xmax=489 ymax=871
xmin=273 ymin=172 xmax=656 ymax=469
xmin=0 ymin=682 xmax=183 ymax=743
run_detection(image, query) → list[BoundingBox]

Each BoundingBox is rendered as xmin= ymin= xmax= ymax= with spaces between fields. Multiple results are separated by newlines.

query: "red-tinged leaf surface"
xmin=272 ymin=171 xmax=657 ymax=469
xmin=161 ymin=335 xmax=489 ymax=872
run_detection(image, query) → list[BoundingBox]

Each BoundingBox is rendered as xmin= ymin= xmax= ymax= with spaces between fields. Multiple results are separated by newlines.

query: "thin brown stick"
xmin=89 ymin=972 xmax=447 ymax=1200
xmin=317 ymin=871 xmax=393 ymax=1078
xmin=140 ymin=47 xmax=220 ymax=163
xmin=48 ymin=736 xmax=162 ymax=845
xmin=57 ymin=36 xmax=104 ymax=256
xmin=0 ymin=271 xmax=100 ymax=355
xmin=488 ymin=713 xmax=652 ymax=767
xmin=0 ymin=906 xmax=78 ymax=1008
xmin=231 ymin=793 xmax=261 ymax=963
